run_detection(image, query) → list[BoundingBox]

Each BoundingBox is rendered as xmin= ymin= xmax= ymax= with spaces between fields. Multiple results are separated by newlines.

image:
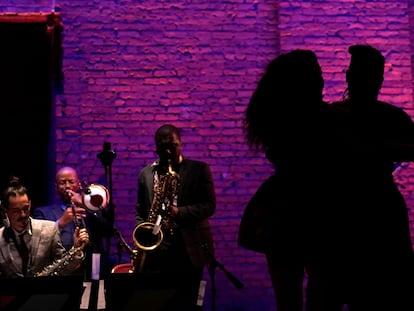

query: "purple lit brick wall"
xmin=3 ymin=1 xmax=414 ymax=310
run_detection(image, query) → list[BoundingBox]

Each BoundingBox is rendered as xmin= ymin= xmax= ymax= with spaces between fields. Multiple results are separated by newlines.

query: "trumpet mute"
xmin=82 ymin=184 xmax=110 ymax=212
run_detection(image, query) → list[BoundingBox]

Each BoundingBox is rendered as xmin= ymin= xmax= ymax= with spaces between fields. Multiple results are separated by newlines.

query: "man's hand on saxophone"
xmin=167 ymin=203 xmax=179 ymax=217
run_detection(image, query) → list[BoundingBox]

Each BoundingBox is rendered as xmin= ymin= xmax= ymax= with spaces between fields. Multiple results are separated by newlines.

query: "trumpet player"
xmin=32 ymin=166 xmax=112 ymax=277
xmin=0 ymin=176 xmax=89 ymax=277
xmin=135 ymin=124 xmax=216 ymax=311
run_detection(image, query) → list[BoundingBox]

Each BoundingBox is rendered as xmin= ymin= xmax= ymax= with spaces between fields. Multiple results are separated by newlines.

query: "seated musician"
xmin=0 ymin=176 xmax=89 ymax=278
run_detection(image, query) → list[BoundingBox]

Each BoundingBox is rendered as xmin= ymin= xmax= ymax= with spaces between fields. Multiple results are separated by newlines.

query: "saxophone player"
xmin=135 ymin=124 xmax=216 ymax=311
xmin=0 ymin=176 xmax=89 ymax=277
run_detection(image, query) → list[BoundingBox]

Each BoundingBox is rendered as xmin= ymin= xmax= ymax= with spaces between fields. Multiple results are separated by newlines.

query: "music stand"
xmin=105 ymin=272 xmax=180 ymax=311
xmin=0 ymin=275 xmax=84 ymax=311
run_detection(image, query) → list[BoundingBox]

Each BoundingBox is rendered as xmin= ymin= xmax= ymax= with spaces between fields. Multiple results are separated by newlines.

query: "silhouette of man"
xmin=332 ymin=44 xmax=414 ymax=310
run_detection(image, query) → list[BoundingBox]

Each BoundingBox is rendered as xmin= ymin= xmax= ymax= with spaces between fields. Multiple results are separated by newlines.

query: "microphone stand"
xmin=97 ymin=142 xmax=116 ymax=268
xmin=202 ymin=244 xmax=244 ymax=311
xmin=113 ymin=227 xmax=134 ymax=262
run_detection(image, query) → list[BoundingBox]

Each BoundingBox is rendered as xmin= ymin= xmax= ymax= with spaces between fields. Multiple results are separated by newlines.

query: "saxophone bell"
xmin=133 ymin=222 xmax=164 ymax=251
xmin=131 ymin=221 xmax=164 ymax=272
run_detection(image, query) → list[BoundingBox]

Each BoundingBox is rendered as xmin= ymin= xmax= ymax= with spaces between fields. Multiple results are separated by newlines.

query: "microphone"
xmin=97 ymin=142 xmax=116 ymax=167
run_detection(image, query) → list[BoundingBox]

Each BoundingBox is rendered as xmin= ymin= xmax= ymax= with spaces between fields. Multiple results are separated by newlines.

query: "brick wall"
xmin=2 ymin=1 xmax=414 ymax=310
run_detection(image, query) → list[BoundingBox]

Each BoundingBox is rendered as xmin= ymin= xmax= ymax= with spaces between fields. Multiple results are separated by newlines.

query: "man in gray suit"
xmin=135 ymin=124 xmax=216 ymax=311
xmin=0 ymin=177 xmax=89 ymax=277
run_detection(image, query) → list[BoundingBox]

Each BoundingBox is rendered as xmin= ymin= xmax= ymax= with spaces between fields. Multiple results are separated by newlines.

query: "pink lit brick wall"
xmin=3 ymin=1 xmax=414 ymax=310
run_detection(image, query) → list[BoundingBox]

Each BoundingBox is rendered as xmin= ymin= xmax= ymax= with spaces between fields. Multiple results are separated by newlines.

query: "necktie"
xmin=18 ymin=234 xmax=29 ymax=276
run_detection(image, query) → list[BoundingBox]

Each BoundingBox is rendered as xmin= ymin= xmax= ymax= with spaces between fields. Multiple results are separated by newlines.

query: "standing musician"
xmin=135 ymin=124 xmax=216 ymax=311
xmin=0 ymin=176 xmax=88 ymax=277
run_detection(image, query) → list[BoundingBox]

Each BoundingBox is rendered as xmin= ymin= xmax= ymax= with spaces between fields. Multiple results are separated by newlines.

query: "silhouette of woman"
xmin=239 ymin=50 xmax=348 ymax=311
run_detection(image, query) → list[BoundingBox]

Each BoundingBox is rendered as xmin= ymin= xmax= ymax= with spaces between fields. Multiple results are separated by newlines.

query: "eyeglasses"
xmin=9 ymin=206 xmax=30 ymax=215
xmin=57 ymin=179 xmax=78 ymax=186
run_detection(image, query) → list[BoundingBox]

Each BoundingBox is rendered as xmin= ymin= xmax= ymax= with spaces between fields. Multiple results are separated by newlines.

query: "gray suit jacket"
xmin=0 ymin=218 xmax=82 ymax=277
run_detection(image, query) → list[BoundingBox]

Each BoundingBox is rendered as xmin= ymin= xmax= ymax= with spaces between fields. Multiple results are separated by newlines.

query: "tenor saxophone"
xmin=131 ymin=160 xmax=180 ymax=272
xmin=35 ymin=243 xmax=86 ymax=277
xmin=36 ymin=191 xmax=92 ymax=277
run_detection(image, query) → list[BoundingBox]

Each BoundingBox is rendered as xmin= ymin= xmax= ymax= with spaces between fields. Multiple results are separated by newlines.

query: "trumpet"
xmin=38 ymin=183 xmax=110 ymax=277
xmin=65 ymin=189 xmax=86 ymax=229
